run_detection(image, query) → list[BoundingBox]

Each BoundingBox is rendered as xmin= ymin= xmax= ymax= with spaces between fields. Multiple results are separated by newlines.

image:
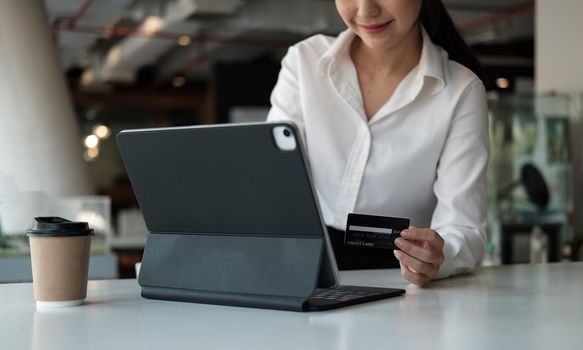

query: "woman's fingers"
xmin=394 ymin=237 xmax=438 ymax=264
xmin=399 ymin=262 xmax=430 ymax=286
xmin=393 ymin=250 xmax=438 ymax=277
xmin=401 ymin=228 xmax=444 ymax=248
xmin=393 ymin=228 xmax=446 ymax=286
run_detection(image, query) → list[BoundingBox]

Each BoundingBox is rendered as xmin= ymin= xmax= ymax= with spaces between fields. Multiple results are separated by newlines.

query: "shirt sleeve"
xmin=265 ymin=46 xmax=307 ymax=143
xmin=432 ymin=79 xmax=489 ymax=279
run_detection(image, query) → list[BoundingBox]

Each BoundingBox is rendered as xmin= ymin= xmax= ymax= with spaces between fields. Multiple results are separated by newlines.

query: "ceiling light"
xmin=178 ymin=36 xmax=191 ymax=46
xmin=85 ymin=109 xmax=97 ymax=120
xmin=106 ymin=45 xmax=122 ymax=65
xmin=141 ymin=16 xmax=163 ymax=36
xmin=84 ymin=135 xmax=99 ymax=149
xmin=496 ymin=78 xmax=510 ymax=89
xmin=93 ymin=125 xmax=111 ymax=139
xmin=87 ymin=147 xmax=100 ymax=159
xmin=81 ymin=68 xmax=93 ymax=87
xmin=172 ymin=76 xmax=186 ymax=88
xmin=84 ymin=147 xmax=100 ymax=162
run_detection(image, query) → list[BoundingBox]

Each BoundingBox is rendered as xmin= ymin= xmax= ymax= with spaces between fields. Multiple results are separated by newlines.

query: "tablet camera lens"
xmin=283 ymin=129 xmax=291 ymax=137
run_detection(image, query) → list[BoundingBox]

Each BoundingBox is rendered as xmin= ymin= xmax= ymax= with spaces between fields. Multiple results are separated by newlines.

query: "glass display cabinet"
xmin=486 ymin=92 xmax=574 ymax=265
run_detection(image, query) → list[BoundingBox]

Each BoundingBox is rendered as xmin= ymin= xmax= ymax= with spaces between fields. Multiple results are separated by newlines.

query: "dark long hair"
xmin=419 ymin=0 xmax=486 ymax=82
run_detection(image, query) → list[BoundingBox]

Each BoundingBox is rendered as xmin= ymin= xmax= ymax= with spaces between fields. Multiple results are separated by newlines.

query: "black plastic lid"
xmin=27 ymin=217 xmax=94 ymax=237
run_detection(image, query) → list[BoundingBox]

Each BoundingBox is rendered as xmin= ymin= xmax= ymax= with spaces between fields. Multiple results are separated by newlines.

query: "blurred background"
xmin=1 ymin=0 xmax=582 ymax=280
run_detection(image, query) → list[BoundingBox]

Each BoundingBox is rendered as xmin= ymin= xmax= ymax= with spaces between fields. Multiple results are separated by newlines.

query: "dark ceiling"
xmin=44 ymin=0 xmax=534 ymax=90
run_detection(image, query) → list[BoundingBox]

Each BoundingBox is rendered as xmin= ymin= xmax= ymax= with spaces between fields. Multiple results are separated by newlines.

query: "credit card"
xmin=344 ymin=213 xmax=410 ymax=250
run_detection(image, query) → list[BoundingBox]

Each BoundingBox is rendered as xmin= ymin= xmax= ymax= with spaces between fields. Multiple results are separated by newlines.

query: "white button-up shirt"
xmin=266 ymin=27 xmax=489 ymax=279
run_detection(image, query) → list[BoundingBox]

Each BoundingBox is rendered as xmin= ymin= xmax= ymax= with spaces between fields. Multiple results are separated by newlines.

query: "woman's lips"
xmin=359 ymin=20 xmax=392 ymax=34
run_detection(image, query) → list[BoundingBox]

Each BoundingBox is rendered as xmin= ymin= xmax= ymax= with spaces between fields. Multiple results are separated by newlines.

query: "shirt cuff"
xmin=434 ymin=238 xmax=455 ymax=280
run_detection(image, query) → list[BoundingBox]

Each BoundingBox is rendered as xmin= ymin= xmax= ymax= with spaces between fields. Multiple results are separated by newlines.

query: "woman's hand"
xmin=393 ymin=226 xmax=444 ymax=286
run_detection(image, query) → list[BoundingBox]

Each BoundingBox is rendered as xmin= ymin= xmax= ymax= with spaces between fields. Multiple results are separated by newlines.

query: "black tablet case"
xmin=117 ymin=123 xmax=337 ymax=311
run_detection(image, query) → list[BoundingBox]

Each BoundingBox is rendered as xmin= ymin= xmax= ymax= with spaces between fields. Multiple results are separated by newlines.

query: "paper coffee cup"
xmin=27 ymin=217 xmax=93 ymax=307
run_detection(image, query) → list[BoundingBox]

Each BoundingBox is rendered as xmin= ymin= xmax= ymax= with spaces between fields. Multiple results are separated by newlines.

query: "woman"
xmin=267 ymin=0 xmax=488 ymax=286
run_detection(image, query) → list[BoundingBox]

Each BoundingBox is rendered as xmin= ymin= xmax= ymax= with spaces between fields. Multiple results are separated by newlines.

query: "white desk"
xmin=1 ymin=262 xmax=582 ymax=350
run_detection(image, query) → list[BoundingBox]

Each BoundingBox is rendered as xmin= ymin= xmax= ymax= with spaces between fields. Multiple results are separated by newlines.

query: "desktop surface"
xmin=1 ymin=262 xmax=582 ymax=350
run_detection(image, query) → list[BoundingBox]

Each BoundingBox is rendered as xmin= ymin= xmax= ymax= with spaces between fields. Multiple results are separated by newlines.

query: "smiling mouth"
xmin=360 ymin=21 xmax=390 ymax=29
xmin=358 ymin=20 xmax=393 ymax=34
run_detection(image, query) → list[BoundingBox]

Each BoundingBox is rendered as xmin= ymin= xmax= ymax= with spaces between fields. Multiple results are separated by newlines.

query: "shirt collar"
xmin=316 ymin=28 xmax=353 ymax=76
xmin=317 ymin=25 xmax=447 ymax=95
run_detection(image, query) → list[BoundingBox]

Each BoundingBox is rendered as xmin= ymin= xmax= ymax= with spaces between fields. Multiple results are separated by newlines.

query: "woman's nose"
xmin=356 ymin=0 xmax=382 ymax=19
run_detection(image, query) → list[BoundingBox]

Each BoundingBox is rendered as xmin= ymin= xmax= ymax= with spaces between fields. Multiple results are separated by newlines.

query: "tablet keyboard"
xmin=311 ymin=288 xmax=381 ymax=302
xmin=306 ymin=285 xmax=404 ymax=311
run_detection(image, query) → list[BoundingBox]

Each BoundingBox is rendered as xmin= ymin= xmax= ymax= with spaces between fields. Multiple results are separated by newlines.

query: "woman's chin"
xmin=357 ymin=36 xmax=398 ymax=51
